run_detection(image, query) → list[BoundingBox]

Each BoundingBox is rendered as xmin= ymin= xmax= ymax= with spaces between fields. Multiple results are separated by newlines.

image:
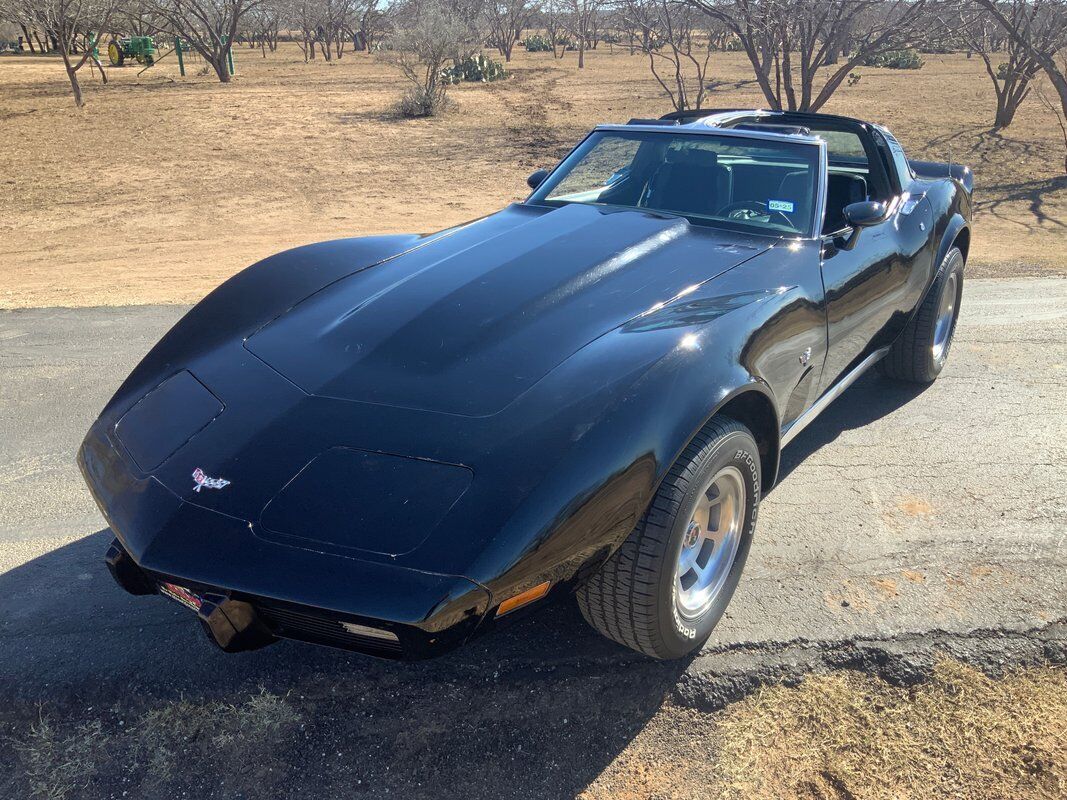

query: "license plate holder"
xmin=158 ymin=581 xmax=204 ymax=612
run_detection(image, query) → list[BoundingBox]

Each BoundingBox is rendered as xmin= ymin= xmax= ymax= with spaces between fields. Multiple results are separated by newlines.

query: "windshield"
xmin=527 ymin=130 xmax=821 ymax=237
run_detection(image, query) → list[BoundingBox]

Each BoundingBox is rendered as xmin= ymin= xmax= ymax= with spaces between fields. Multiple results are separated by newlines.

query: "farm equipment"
xmin=107 ymin=36 xmax=158 ymax=67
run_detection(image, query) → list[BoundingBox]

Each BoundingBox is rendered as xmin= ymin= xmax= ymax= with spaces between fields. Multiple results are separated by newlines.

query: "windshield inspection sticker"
xmin=768 ymin=199 xmax=795 ymax=213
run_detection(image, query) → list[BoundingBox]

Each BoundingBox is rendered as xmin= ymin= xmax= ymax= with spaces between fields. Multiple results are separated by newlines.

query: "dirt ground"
xmin=1 ymin=44 xmax=1066 ymax=309
xmin=582 ymin=661 xmax=1067 ymax=800
xmin=5 ymin=658 xmax=1064 ymax=799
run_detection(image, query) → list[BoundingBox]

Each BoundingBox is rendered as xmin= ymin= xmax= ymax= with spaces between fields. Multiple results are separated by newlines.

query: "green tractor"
xmin=107 ymin=36 xmax=158 ymax=67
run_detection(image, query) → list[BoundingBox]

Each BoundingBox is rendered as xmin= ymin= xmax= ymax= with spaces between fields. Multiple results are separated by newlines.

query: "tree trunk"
xmin=60 ymin=49 xmax=84 ymax=107
xmin=578 ymin=34 xmax=585 ymax=68
xmin=212 ymin=55 xmax=232 ymax=82
xmin=91 ymin=55 xmax=108 ymax=84
xmin=1044 ymin=64 xmax=1067 ymax=123
xmin=993 ymin=92 xmax=1012 ymax=128
xmin=20 ymin=25 xmax=35 ymax=53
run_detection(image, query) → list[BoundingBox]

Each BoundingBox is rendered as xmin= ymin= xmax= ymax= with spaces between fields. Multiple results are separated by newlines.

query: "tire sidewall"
xmin=656 ymin=429 xmax=760 ymax=659
xmin=926 ymin=248 xmax=965 ymax=377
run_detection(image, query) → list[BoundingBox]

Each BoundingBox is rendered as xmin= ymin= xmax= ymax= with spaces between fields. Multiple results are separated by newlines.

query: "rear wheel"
xmin=577 ymin=416 xmax=760 ymax=659
xmin=108 ymin=41 xmax=124 ymax=66
xmin=879 ymin=246 xmax=965 ymax=383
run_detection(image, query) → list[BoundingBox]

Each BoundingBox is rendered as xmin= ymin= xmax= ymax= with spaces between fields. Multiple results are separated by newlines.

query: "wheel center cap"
xmin=684 ymin=522 xmax=700 ymax=548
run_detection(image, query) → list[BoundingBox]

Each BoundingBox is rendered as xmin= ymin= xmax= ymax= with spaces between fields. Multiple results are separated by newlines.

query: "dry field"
xmin=1 ymin=44 xmax=1066 ymax=308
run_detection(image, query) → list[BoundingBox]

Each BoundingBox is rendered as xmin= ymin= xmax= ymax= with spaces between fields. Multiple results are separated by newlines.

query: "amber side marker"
xmin=496 ymin=581 xmax=551 ymax=617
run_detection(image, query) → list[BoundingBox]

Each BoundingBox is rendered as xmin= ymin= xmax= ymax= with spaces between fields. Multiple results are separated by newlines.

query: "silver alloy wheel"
xmin=932 ymin=272 xmax=958 ymax=362
xmin=674 ymin=466 xmax=745 ymax=619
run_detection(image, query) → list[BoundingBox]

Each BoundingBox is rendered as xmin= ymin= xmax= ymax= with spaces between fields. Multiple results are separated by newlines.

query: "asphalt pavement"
xmin=0 ymin=279 xmax=1064 ymax=798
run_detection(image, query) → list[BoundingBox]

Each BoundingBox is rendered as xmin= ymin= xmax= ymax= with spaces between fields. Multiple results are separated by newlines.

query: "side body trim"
xmin=781 ymin=346 xmax=890 ymax=447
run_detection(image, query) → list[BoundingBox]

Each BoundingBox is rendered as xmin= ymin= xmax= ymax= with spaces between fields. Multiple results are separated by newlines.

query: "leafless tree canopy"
xmin=952 ymin=0 xmax=1043 ymax=128
xmin=142 ymin=0 xmax=263 ymax=82
xmin=561 ymin=0 xmax=600 ymax=67
xmin=974 ymin=0 xmax=1067 ymax=129
xmin=8 ymin=0 xmax=119 ymax=105
xmin=623 ymin=0 xmax=715 ymax=110
xmin=687 ymin=0 xmax=945 ymax=112
xmin=484 ymin=0 xmax=537 ymax=61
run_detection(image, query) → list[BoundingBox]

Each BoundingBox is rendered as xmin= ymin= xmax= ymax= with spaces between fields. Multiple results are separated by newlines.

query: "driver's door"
xmin=817 ymin=190 xmax=934 ymax=392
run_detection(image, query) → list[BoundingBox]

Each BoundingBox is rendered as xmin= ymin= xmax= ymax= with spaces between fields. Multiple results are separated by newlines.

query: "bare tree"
xmin=627 ymin=0 xmax=714 ymax=110
xmin=688 ymin=0 xmax=942 ymax=112
xmin=542 ymin=0 xmax=567 ymax=56
xmin=975 ymin=0 xmax=1067 ymax=124
xmin=954 ymin=1 xmax=1042 ymax=128
xmin=484 ymin=0 xmax=536 ymax=61
xmin=16 ymin=0 xmax=119 ymax=106
xmin=562 ymin=0 xmax=600 ymax=66
xmin=148 ymin=0 xmax=263 ymax=81
xmin=346 ymin=0 xmax=386 ymax=51
xmin=289 ymin=0 xmax=320 ymax=59
xmin=112 ymin=0 xmax=169 ymax=35
xmin=242 ymin=0 xmax=283 ymax=53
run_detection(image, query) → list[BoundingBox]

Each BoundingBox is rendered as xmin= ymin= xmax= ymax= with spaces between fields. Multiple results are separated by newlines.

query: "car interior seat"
xmin=642 ymin=147 xmax=730 ymax=217
xmin=778 ymin=171 xmax=868 ymax=234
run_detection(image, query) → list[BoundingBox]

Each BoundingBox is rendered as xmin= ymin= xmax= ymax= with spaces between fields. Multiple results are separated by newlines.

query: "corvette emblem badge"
xmin=192 ymin=467 xmax=230 ymax=492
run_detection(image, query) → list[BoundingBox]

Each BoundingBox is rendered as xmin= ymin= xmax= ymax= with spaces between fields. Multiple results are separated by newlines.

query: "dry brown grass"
xmin=0 ymin=44 xmax=1065 ymax=308
xmin=582 ymin=661 xmax=1067 ymax=800
xmin=7 ymin=689 xmax=299 ymax=799
xmin=12 ymin=715 xmax=106 ymax=800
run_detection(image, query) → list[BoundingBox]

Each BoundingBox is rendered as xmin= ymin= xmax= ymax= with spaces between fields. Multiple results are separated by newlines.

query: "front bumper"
xmin=80 ymin=427 xmax=491 ymax=660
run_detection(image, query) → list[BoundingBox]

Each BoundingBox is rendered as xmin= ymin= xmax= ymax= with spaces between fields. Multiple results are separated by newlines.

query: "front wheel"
xmin=879 ymin=246 xmax=965 ymax=383
xmin=576 ymin=416 xmax=761 ymax=659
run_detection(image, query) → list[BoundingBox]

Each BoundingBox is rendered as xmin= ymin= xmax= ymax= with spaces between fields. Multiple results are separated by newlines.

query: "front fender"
xmin=463 ymin=284 xmax=791 ymax=607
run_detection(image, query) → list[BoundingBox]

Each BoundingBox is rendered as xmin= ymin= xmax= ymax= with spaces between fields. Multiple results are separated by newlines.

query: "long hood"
xmin=246 ymin=204 xmax=771 ymax=417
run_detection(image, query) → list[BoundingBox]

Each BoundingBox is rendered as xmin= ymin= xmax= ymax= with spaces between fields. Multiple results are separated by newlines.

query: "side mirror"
xmin=527 ymin=169 xmax=550 ymax=190
xmin=843 ymin=200 xmax=888 ymax=228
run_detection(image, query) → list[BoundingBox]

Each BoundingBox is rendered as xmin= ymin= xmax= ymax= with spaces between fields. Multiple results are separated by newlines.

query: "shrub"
xmin=523 ymin=34 xmax=552 ymax=52
xmin=441 ymin=53 xmax=506 ymax=84
xmin=862 ymin=49 xmax=923 ymax=70
xmin=524 ymin=34 xmax=575 ymax=52
xmin=397 ymin=84 xmax=450 ymax=117
xmin=384 ymin=0 xmax=477 ymax=118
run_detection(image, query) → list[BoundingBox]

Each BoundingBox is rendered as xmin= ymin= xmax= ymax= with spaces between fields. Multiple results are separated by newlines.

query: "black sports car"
xmin=80 ymin=109 xmax=973 ymax=660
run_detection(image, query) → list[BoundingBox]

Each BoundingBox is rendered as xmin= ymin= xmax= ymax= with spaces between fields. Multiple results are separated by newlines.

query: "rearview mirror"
xmin=527 ymin=169 xmax=549 ymax=190
xmin=843 ymin=200 xmax=888 ymax=228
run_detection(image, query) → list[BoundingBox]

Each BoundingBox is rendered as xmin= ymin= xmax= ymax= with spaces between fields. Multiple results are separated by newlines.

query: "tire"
xmin=879 ymin=246 xmax=965 ymax=383
xmin=577 ymin=416 xmax=761 ymax=660
xmin=108 ymin=41 xmax=125 ymax=66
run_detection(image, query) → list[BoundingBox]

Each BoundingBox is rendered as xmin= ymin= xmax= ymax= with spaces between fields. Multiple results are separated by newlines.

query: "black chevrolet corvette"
xmin=80 ymin=110 xmax=972 ymax=660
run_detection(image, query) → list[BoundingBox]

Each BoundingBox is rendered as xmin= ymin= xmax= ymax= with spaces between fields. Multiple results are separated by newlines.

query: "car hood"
xmin=246 ymin=203 xmax=772 ymax=416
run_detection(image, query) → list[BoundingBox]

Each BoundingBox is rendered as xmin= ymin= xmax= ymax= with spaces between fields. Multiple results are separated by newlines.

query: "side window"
xmin=871 ymin=127 xmax=913 ymax=193
xmin=817 ymin=130 xmax=868 ymax=165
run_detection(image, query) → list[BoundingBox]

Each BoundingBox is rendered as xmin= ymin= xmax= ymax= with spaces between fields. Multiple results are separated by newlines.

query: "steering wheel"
xmin=716 ymin=200 xmax=796 ymax=230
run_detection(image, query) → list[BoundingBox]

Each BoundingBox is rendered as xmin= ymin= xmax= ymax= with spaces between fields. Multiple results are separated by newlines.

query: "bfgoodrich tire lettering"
xmin=576 ymin=416 xmax=760 ymax=660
